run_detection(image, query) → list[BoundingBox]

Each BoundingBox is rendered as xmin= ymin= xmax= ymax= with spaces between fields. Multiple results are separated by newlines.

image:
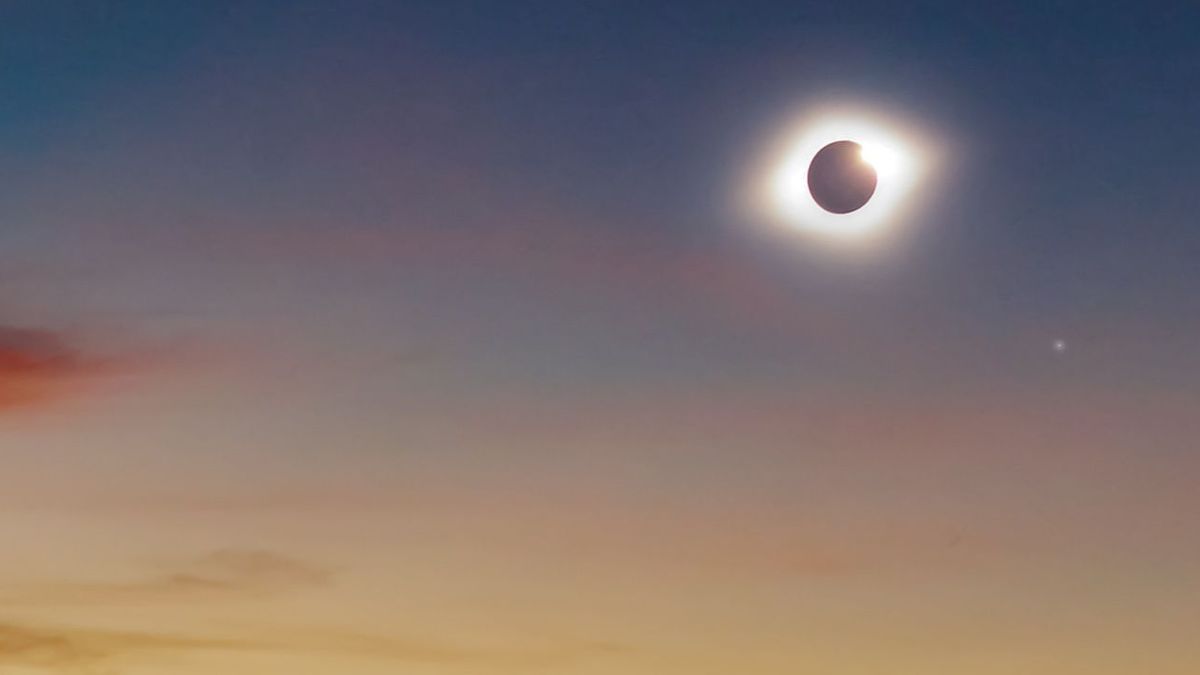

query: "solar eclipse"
xmin=807 ymin=140 xmax=877 ymax=214
xmin=749 ymin=106 xmax=931 ymax=244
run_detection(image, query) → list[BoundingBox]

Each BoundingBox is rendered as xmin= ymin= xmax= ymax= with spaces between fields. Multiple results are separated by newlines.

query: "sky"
xmin=1 ymin=1 xmax=1198 ymax=673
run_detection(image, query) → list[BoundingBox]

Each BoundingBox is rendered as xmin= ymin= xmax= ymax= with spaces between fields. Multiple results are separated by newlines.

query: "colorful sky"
xmin=1 ymin=2 xmax=1198 ymax=673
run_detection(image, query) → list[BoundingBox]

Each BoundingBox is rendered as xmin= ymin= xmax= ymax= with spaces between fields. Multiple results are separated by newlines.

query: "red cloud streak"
xmin=0 ymin=326 xmax=114 ymax=411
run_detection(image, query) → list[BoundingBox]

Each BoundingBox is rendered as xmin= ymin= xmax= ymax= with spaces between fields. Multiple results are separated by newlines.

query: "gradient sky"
xmin=1 ymin=2 xmax=1198 ymax=673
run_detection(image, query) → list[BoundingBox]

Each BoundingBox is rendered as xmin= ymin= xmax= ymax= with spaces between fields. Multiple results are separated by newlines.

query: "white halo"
xmin=752 ymin=107 xmax=931 ymax=245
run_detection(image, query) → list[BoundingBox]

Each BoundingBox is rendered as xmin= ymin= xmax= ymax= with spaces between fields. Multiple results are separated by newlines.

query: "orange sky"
xmin=2 ymin=2 xmax=1199 ymax=674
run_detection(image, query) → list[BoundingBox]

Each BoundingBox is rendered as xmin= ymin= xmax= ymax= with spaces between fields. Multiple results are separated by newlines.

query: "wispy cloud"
xmin=0 ymin=549 xmax=628 ymax=671
xmin=0 ymin=619 xmax=627 ymax=673
xmin=0 ymin=621 xmax=256 ymax=672
xmin=3 ymin=549 xmax=334 ymax=606
xmin=0 ymin=326 xmax=107 ymax=411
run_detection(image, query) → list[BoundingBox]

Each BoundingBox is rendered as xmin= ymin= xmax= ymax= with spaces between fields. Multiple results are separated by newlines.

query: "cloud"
xmin=0 ymin=549 xmax=628 ymax=671
xmin=0 ymin=621 xmax=255 ymax=672
xmin=2 ymin=549 xmax=334 ymax=606
xmin=0 ymin=326 xmax=116 ymax=413
xmin=0 ymin=619 xmax=626 ymax=673
xmin=147 ymin=548 xmax=335 ymax=595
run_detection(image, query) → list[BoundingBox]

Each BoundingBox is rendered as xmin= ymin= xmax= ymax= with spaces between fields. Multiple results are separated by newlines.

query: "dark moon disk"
xmin=807 ymin=140 xmax=878 ymax=214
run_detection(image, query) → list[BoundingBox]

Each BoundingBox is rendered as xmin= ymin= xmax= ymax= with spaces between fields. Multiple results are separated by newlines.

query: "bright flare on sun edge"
xmin=754 ymin=108 xmax=931 ymax=243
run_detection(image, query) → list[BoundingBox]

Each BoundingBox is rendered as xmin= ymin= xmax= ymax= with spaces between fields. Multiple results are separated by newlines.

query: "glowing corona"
xmin=753 ymin=107 xmax=931 ymax=244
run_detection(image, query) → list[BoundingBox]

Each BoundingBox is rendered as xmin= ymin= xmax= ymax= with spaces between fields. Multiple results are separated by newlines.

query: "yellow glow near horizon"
xmin=753 ymin=107 xmax=931 ymax=244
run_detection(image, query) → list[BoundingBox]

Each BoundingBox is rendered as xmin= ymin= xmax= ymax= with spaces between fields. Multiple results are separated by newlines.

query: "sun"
xmin=858 ymin=141 xmax=903 ymax=178
xmin=751 ymin=106 xmax=932 ymax=245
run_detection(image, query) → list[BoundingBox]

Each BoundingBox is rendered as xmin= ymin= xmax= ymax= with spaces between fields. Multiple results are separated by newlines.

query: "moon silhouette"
xmin=806 ymin=140 xmax=877 ymax=214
